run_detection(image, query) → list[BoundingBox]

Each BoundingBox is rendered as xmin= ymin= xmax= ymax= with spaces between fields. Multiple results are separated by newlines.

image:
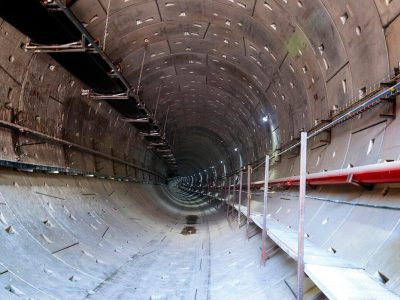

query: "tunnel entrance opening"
xmin=186 ymin=215 xmax=198 ymax=225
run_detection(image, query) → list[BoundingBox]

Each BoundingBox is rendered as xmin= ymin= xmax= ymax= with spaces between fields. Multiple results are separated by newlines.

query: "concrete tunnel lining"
xmin=1 ymin=0 xmax=400 ymax=299
xmin=0 ymin=170 xmax=299 ymax=299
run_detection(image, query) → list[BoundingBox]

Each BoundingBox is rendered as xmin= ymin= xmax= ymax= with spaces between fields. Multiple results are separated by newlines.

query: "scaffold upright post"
xmin=261 ymin=155 xmax=270 ymax=263
xmin=246 ymin=165 xmax=252 ymax=237
xmin=297 ymin=132 xmax=307 ymax=300
xmin=238 ymin=168 xmax=243 ymax=228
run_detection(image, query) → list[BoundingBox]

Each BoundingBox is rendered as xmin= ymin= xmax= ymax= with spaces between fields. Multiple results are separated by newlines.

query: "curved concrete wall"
xmin=0 ymin=18 xmax=166 ymax=179
xmin=0 ymin=170 xmax=306 ymax=299
xmin=69 ymin=0 xmax=400 ymax=173
xmin=1 ymin=1 xmax=400 ymax=299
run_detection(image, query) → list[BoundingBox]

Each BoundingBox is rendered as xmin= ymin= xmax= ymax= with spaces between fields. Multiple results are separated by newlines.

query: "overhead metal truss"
xmin=36 ymin=0 xmax=178 ymax=169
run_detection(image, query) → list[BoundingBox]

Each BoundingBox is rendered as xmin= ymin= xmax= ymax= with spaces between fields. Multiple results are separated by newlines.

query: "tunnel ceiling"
xmin=68 ymin=0 xmax=390 ymax=176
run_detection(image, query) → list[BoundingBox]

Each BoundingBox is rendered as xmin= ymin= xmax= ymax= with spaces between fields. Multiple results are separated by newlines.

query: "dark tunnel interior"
xmin=1 ymin=0 xmax=400 ymax=299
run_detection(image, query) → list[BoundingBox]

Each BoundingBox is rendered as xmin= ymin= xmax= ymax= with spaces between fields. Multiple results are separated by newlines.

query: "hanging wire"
xmin=137 ymin=47 xmax=146 ymax=97
xmin=103 ymin=0 xmax=112 ymax=51
xmin=163 ymin=105 xmax=170 ymax=137
xmin=154 ymin=85 xmax=161 ymax=120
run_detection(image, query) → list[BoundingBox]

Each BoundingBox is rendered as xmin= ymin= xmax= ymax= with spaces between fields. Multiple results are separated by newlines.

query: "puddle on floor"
xmin=181 ymin=226 xmax=197 ymax=235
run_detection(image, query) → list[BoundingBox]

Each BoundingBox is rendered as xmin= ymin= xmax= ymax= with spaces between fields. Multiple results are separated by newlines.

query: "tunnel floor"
xmin=0 ymin=170 xmax=302 ymax=300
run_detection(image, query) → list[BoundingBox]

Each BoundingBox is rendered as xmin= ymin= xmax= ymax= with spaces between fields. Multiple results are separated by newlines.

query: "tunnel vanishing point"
xmin=1 ymin=0 xmax=400 ymax=299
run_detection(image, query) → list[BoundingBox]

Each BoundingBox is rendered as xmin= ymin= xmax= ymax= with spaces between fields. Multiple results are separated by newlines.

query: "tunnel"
xmin=1 ymin=0 xmax=400 ymax=299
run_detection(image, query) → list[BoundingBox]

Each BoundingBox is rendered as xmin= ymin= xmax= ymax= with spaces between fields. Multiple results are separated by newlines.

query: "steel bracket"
xmin=139 ymin=131 xmax=161 ymax=137
xmin=346 ymin=174 xmax=374 ymax=190
xmin=81 ymin=89 xmax=129 ymax=100
xmin=380 ymin=96 xmax=396 ymax=120
xmin=24 ymin=35 xmax=96 ymax=53
xmin=121 ymin=117 xmax=149 ymax=123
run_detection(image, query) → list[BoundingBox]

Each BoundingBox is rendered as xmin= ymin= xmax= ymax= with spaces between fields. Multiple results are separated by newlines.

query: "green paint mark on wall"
xmin=286 ymin=32 xmax=307 ymax=57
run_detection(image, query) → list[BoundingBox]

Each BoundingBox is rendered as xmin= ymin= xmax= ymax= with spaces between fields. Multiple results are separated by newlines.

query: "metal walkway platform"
xmin=233 ymin=204 xmax=400 ymax=300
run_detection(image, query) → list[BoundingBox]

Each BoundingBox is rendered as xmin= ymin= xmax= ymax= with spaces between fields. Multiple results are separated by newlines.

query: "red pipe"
xmin=253 ymin=161 xmax=400 ymax=188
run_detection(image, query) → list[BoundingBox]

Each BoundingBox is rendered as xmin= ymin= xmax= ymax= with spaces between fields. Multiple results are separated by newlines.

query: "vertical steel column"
xmin=297 ymin=132 xmax=307 ymax=300
xmin=206 ymin=172 xmax=209 ymax=195
xmin=261 ymin=155 xmax=270 ymax=263
xmin=212 ymin=169 xmax=217 ymax=200
xmin=211 ymin=176 xmax=214 ymax=201
xmin=211 ymin=177 xmax=215 ymax=200
xmin=230 ymin=175 xmax=236 ymax=218
xmin=246 ymin=165 xmax=252 ymax=237
xmin=226 ymin=176 xmax=232 ymax=217
xmin=238 ymin=168 xmax=243 ymax=228
xmin=200 ymin=177 xmax=202 ymax=193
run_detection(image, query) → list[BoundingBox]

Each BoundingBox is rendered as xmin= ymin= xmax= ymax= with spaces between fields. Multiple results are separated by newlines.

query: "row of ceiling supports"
xmin=19 ymin=0 xmax=178 ymax=170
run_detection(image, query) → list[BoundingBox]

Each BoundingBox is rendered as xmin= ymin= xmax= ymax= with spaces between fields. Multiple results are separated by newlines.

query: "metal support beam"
xmin=139 ymin=131 xmax=162 ymax=137
xmin=156 ymin=149 xmax=172 ymax=153
xmin=204 ymin=171 xmax=208 ymax=192
xmin=0 ymin=119 xmax=164 ymax=180
xmin=226 ymin=176 xmax=231 ymax=218
xmin=53 ymin=0 xmax=132 ymax=91
xmin=238 ymin=168 xmax=243 ymax=228
xmin=297 ymin=132 xmax=307 ymax=300
xmin=121 ymin=117 xmax=150 ymax=123
xmin=149 ymin=142 xmax=168 ymax=147
xmin=52 ymin=0 xmax=178 ymax=168
xmin=261 ymin=155 xmax=269 ymax=263
xmin=81 ymin=90 xmax=129 ymax=100
xmin=246 ymin=165 xmax=252 ymax=237
xmin=230 ymin=175 xmax=236 ymax=218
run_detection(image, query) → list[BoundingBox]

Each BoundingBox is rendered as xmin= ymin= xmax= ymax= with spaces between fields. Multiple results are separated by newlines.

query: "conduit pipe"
xmin=251 ymin=160 xmax=400 ymax=188
xmin=222 ymin=79 xmax=400 ymax=180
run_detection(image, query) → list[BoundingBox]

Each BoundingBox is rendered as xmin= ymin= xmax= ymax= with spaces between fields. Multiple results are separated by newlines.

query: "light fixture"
xmin=234 ymin=148 xmax=238 ymax=152
xmin=262 ymin=115 xmax=269 ymax=122
xmin=220 ymin=160 xmax=223 ymax=163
